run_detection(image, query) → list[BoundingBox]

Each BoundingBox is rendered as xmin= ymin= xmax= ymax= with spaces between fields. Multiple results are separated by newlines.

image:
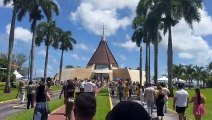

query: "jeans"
xmin=27 ymin=94 xmax=34 ymax=109
xmin=33 ymin=102 xmax=48 ymax=120
xmin=147 ymin=100 xmax=154 ymax=116
xmin=119 ymin=92 xmax=123 ymax=102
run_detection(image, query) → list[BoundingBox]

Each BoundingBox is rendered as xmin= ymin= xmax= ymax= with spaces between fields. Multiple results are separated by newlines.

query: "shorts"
xmin=176 ymin=106 xmax=186 ymax=113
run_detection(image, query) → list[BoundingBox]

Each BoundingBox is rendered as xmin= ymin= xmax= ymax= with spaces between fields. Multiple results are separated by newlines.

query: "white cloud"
xmin=71 ymin=53 xmax=88 ymax=61
xmin=75 ymin=43 xmax=89 ymax=51
xmin=120 ymin=55 xmax=127 ymax=61
xmin=112 ymin=34 xmax=139 ymax=51
xmin=38 ymin=49 xmax=46 ymax=57
xmin=70 ymin=0 xmax=139 ymax=36
xmin=193 ymin=8 xmax=212 ymax=36
xmin=6 ymin=24 xmax=32 ymax=43
xmin=0 ymin=0 xmax=12 ymax=8
xmin=160 ymin=8 xmax=212 ymax=65
xmin=178 ymin=52 xmax=194 ymax=59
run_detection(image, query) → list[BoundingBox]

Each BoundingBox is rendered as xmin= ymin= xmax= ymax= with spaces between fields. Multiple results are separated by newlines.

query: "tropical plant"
xmin=184 ymin=65 xmax=195 ymax=89
xmin=36 ymin=21 xmax=60 ymax=83
xmin=3 ymin=0 xmax=28 ymax=93
xmin=193 ymin=65 xmax=204 ymax=87
xmin=207 ymin=62 xmax=212 ymax=73
xmin=65 ymin=65 xmax=74 ymax=69
xmin=27 ymin=0 xmax=59 ymax=82
xmin=145 ymin=0 xmax=203 ymax=95
xmin=57 ymin=29 xmax=77 ymax=82
xmin=173 ymin=64 xmax=185 ymax=82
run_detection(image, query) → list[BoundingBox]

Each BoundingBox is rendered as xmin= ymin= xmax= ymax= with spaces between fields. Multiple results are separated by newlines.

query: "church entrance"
xmin=94 ymin=73 xmax=109 ymax=81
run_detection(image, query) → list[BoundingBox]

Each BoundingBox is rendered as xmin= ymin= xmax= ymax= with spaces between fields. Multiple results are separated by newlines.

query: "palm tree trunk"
xmin=148 ymin=41 xmax=150 ymax=84
xmin=30 ymin=20 xmax=37 ymax=82
xmin=139 ymin=46 xmax=142 ymax=86
xmin=59 ymin=50 xmax=64 ymax=82
xmin=154 ymin=32 xmax=158 ymax=86
xmin=168 ymin=25 xmax=174 ymax=97
xmin=44 ymin=45 xmax=49 ymax=84
xmin=145 ymin=43 xmax=148 ymax=84
xmin=4 ymin=5 xmax=17 ymax=93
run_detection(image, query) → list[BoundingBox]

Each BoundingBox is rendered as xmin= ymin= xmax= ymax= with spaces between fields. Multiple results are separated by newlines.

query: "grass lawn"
xmin=168 ymin=88 xmax=212 ymax=120
xmin=4 ymin=98 xmax=64 ymax=120
xmin=0 ymin=82 xmax=62 ymax=102
xmin=94 ymin=88 xmax=111 ymax=120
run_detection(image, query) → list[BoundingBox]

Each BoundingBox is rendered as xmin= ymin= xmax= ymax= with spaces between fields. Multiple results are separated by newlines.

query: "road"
xmin=0 ymin=92 xmax=60 ymax=120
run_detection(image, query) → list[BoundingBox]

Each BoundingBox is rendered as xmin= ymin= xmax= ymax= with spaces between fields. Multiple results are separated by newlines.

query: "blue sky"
xmin=0 ymin=0 xmax=212 ymax=78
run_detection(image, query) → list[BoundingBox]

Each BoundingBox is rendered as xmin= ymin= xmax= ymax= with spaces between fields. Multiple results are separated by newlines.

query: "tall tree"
xmin=27 ymin=0 xmax=59 ymax=82
xmin=173 ymin=64 xmax=185 ymax=82
xmin=194 ymin=65 xmax=204 ymax=87
xmin=36 ymin=21 xmax=60 ymax=83
xmin=57 ymin=30 xmax=76 ymax=82
xmin=148 ymin=0 xmax=203 ymax=96
xmin=13 ymin=53 xmax=27 ymax=71
xmin=184 ymin=65 xmax=195 ymax=89
xmin=207 ymin=62 xmax=212 ymax=73
xmin=3 ymin=0 xmax=28 ymax=93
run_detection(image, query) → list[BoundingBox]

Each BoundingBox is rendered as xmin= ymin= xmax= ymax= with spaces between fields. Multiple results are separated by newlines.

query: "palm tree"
xmin=132 ymin=0 xmax=152 ymax=86
xmin=200 ymin=69 xmax=208 ymax=88
xmin=173 ymin=64 xmax=185 ymax=82
xmin=194 ymin=65 xmax=204 ymax=87
xmin=35 ymin=21 xmax=60 ymax=83
xmin=57 ymin=30 xmax=76 ymax=82
xmin=184 ymin=65 xmax=195 ymax=89
xmin=27 ymin=0 xmax=59 ymax=82
xmin=3 ymin=0 xmax=28 ymax=93
xmin=148 ymin=0 xmax=203 ymax=95
xmin=206 ymin=62 xmax=212 ymax=73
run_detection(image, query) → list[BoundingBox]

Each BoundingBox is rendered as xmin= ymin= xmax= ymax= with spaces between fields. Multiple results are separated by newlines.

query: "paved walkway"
xmin=0 ymin=91 xmax=60 ymax=120
xmin=48 ymin=88 xmax=102 ymax=120
xmin=111 ymin=95 xmax=179 ymax=120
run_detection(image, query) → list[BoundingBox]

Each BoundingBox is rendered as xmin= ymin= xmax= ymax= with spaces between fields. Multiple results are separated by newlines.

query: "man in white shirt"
xmin=144 ymin=83 xmax=155 ymax=117
xmin=173 ymin=83 xmax=189 ymax=120
xmin=84 ymin=79 xmax=96 ymax=95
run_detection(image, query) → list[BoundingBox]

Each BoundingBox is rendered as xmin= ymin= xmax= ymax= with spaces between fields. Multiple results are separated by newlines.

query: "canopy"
xmin=158 ymin=76 xmax=168 ymax=81
xmin=13 ymin=70 xmax=23 ymax=79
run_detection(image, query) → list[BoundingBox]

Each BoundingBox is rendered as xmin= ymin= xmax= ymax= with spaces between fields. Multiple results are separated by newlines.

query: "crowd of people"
xmin=109 ymin=81 xmax=207 ymax=120
xmin=15 ymin=79 xmax=207 ymax=120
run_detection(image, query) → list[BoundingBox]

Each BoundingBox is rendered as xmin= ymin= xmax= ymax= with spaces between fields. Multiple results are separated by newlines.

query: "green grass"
xmin=0 ymin=82 xmax=19 ymax=102
xmin=168 ymin=88 xmax=212 ymax=120
xmin=0 ymin=82 xmax=61 ymax=102
xmin=4 ymin=98 xmax=64 ymax=120
xmin=94 ymin=88 xmax=111 ymax=120
xmin=51 ymin=85 xmax=62 ymax=91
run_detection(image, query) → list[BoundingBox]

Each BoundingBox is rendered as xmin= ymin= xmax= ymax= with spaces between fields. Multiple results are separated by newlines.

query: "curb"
xmin=0 ymin=99 xmax=18 ymax=104
xmin=108 ymin=88 xmax=113 ymax=110
xmin=109 ymin=96 xmax=113 ymax=110
xmin=168 ymin=108 xmax=192 ymax=120
xmin=49 ymin=105 xmax=65 ymax=115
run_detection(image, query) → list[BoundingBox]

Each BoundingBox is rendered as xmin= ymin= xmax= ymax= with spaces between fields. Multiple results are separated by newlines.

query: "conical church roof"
xmin=87 ymin=35 xmax=118 ymax=67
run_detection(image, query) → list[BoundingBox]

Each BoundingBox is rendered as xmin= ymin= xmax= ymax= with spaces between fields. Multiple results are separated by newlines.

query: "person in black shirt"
xmin=65 ymin=80 xmax=75 ymax=120
xmin=33 ymin=83 xmax=51 ymax=120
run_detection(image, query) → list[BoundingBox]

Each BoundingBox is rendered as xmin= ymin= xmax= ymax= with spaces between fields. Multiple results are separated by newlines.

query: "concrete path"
xmin=48 ymin=88 xmax=102 ymax=120
xmin=111 ymin=95 xmax=179 ymax=120
xmin=0 ymin=91 xmax=60 ymax=120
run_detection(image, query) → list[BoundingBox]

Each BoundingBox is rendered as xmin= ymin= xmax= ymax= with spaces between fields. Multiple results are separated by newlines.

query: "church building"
xmin=54 ymin=32 xmax=146 ymax=85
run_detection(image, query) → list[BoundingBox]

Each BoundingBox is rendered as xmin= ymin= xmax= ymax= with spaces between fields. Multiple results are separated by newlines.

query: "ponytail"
xmin=195 ymin=88 xmax=201 ymax=105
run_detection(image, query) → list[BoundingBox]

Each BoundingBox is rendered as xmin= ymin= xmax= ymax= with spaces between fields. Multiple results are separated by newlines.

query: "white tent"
xmin=158 ymin=76 xmax=168 ymax=81
xmin=13 ymin=70 xmax=23 ymax=79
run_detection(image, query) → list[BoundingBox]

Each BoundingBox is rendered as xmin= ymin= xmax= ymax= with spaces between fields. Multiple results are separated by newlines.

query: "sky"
xmin=0 ymin=0 xmax=212 ymax=78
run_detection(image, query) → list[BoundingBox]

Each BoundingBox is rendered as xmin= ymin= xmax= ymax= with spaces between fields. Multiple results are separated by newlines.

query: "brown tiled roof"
xmin=87 ymin=36 xmax=118 ymax=67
